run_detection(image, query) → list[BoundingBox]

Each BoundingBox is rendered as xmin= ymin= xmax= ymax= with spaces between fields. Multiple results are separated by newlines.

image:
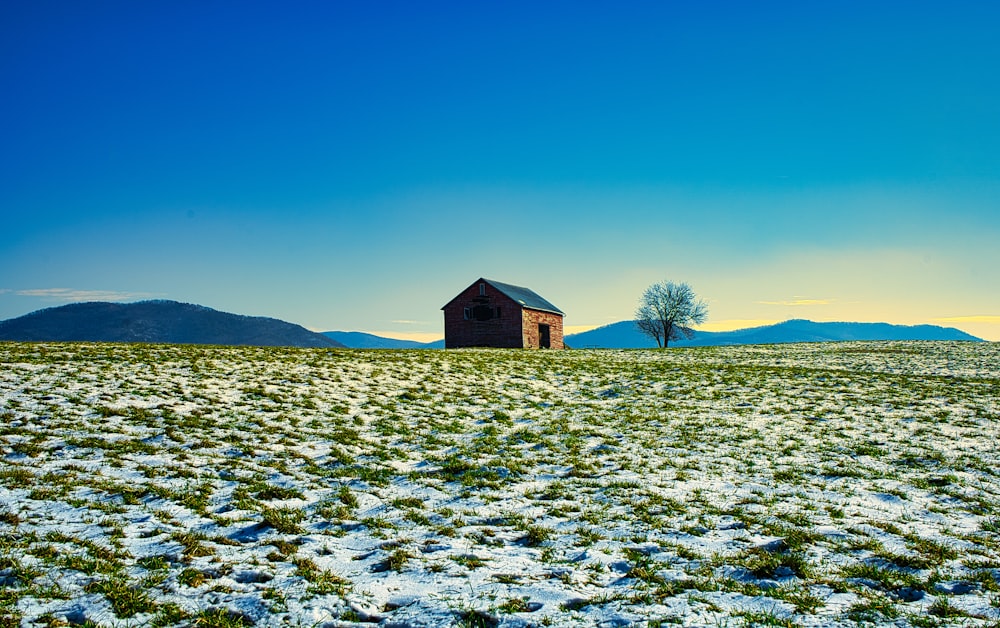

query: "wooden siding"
xmin=443 ymin=280 xmax=565 ymax=349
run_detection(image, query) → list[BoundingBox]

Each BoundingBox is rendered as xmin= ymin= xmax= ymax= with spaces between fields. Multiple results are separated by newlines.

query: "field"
xmin=1 ymin=341 xmax=999 ymax=627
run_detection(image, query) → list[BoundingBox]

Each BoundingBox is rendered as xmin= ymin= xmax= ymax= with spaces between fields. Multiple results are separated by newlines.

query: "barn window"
xmin=495 ymin=307 xmax=501 ymax=318
xmin=472 ymin=305 xmax=494 ymax=321
xmin=463 ymin=307 xmax=472 ymax=320
xmin=479 ymin=283 xmax=486 ymax=296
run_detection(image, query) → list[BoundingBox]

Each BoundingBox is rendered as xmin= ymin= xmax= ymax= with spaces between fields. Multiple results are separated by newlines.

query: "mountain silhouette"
xmin=5 ymin=304 xmax=981 ymax=350
xmin=0 ymin=301 xmax=345 ymax=348
xmin=566 ymin=319 xmax=982 ymax=348
xmin=322 ymin=331 xmax=442 ymax=349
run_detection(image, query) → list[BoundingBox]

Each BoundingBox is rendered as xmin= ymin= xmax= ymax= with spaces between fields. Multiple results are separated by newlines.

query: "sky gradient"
xmin=3 ymin=1 xmax=999 ymax=341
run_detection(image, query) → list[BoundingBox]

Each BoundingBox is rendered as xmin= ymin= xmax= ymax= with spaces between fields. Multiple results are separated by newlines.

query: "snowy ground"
xmin=1 ymin=341 xmax=998 ymax=627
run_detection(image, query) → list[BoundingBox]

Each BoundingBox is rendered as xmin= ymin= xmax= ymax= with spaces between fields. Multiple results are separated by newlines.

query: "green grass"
xmin=1 ymin=340 xmax=998 ymax=626
xmin=84 ymin=576 xmax=157 ymax=618
xmin=261 ymin=506 xmax=305 ymax=534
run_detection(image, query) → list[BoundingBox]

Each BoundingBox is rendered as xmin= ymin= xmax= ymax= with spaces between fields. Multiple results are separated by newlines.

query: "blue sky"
xmin=3 ymin=1 xmax=999 ymax=341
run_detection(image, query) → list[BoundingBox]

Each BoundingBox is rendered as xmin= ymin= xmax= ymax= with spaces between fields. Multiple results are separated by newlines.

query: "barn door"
xmin=538 ymin=324 xmax=551 ymax=349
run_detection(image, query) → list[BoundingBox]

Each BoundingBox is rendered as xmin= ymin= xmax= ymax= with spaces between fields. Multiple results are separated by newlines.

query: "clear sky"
xmin=3 ymin=1 xmax=999 ymax=341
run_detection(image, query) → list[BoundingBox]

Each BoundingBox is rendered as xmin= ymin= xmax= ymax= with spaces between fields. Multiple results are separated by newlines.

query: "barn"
xmin=441 ymin=278 xmax=565 ymax=349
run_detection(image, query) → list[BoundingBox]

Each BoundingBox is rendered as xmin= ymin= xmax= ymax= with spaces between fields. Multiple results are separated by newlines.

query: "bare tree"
xmin=634 ymin=281 xmax=708 ymax=348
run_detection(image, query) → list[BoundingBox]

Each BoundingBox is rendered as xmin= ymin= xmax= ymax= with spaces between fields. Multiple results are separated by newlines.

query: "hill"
xmin=0 ymin=300 xmax=345 ymax=348
xmin=566 ymin=318 xmax=982 ymax=348
xmin=323 ymin=331 xmax=442 ymax=349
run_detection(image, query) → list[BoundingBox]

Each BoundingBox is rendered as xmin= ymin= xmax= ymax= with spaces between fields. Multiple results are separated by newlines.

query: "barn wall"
xmin=521 ymin=308 xmax=565 ymax=350
xmin=442 ymin=281 xmax=524 ymax=348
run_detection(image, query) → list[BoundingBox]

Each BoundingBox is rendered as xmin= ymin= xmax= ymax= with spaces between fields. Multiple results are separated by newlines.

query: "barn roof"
xmin=441 ymin=278 xmax=565 ymax=316
xmin=483 ymin=278 xmax=565 ymax=316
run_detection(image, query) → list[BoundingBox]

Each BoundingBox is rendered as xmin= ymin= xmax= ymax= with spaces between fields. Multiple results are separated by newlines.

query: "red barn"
xmin=442 ymin=278 xmax=565 ymax=349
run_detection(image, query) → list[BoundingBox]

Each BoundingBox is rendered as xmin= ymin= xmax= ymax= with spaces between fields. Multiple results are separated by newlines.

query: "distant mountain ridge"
xmin=322 ymin=331 xmax=442 ymax=349
xmin=3 ymin=302 xmax=982 ymax=350
xmin=0 ymin=300 xmax=345 ymax=348
xmin=565 ymin=319 xmax=983 ymax=348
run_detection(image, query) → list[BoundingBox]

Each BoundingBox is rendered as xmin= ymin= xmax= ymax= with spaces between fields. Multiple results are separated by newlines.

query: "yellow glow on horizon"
xmin=367 ymin=331 xmax=443 ymax=343
xmin=564 ymin=324 xmax=601 ymax=335
xmin=315 ymin=315 xmax=1000 ymax=344
xmin=932 ymin=315 xmax=1000 ymax=324
xmin=931 ymin=316 xmax=1000 ymax=342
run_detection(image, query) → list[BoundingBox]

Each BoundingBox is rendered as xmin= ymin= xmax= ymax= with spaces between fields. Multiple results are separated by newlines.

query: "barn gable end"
xmin=441 ymin=278 xmax=565 ymax=349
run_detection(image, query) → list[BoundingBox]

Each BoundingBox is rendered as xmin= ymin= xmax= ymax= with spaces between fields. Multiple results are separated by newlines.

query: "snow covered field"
xmin=1 ymin=341 xmax=998 ymax=627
